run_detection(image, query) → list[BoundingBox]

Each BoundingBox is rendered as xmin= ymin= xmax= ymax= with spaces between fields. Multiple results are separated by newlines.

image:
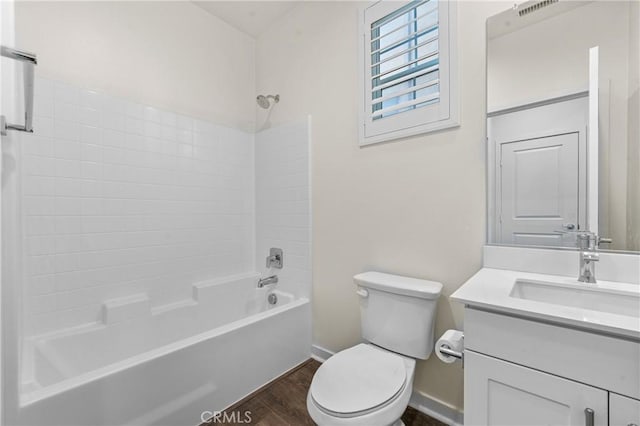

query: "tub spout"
xmin=258 ymin=275 xmax=278 ymax=288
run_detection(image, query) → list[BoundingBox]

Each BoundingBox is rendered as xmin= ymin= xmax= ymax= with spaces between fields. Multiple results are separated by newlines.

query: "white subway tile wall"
xmin=255 ymin=120 xmax=311 ymax=299
xmin=21 ymin=77 xmax=255 ymax=336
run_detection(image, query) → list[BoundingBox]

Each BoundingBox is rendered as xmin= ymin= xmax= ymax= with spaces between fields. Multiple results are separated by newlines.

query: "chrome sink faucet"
xmin=576 ymin=232 xmax=612 ymax=284
xmin=578 ymin=234 xmax=600 ymax=283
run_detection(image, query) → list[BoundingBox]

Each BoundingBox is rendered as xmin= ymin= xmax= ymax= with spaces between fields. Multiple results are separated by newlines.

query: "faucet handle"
xmin=266 ymin=248 xmax=284 ymax=269
xmin=553 ymin=229 xmax=612 ymax=250
xmin=576 ymin=232 xmax=597 ymax=250
xmin=552 ymin=229 xmax=596 ymax=249
xmin=575 ymin=233 xmax=612 ymax=250
xmin=597 ymin=237 xmax=612 ymax=246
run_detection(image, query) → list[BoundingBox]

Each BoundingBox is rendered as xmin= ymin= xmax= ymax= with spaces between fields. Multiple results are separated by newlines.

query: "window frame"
xmin=358 ymin=0 xmax=459 ymax=146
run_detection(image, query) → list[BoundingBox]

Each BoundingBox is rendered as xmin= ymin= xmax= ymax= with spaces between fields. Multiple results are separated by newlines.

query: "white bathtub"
xmin=14 ymin=273 xmax=311 ymax=426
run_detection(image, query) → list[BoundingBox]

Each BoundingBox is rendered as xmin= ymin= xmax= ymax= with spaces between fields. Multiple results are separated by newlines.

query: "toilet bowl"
xmin=307 ymin=344 xmax=415 ymax=426
xmin=306 ymin=272 xmax=443 ymax=426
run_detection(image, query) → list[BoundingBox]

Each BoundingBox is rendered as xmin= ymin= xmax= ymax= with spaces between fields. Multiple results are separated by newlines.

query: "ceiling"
xmin=193 ymin=1 xmax=299 ymax=38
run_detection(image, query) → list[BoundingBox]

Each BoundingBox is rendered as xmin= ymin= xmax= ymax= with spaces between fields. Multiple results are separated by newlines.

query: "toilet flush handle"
xmin=356 ymin=288 xmax=369 ymax=298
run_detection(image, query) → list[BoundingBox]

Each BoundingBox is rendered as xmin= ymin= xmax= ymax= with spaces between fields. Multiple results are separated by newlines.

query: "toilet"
xmin=307 ymin=271 xmax=443 ymax=426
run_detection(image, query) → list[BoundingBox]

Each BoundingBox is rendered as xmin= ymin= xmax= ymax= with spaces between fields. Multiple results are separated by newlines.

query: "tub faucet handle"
xmin=266 ymin=248 xmax=283 ymax=269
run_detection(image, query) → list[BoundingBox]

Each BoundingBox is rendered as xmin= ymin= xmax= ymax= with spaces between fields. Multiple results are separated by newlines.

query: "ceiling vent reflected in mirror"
xmin=487 ymin=0 xmax=587 ymax=40
xmin=517 ymin=0 xmax=559 ymax=17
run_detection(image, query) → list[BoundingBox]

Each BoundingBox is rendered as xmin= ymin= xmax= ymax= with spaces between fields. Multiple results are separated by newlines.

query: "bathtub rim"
xmin=21 ymin=296 xmax=309 ymax=407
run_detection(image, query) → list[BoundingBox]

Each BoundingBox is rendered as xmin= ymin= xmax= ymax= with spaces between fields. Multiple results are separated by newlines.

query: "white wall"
xmin=21 ymin=77 xmax=255 ymax=337
xmin=255 ymin=119 xmax=311 ymax=300
xmin=255 ymin=1 xmax=506 ymax=411
xmin=15 ymin=1 xmax=256 ymax=132
xmin=487 ymin=2 xmax=629 ymax=111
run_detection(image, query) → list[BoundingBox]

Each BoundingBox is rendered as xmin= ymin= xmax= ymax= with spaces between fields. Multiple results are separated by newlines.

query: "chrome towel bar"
xmin=1 ymin=45 xmax=37 ymax=136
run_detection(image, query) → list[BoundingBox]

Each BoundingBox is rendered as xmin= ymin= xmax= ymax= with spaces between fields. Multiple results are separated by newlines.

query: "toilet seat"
xmin=310 ymin=344 xmax=408 ymax=417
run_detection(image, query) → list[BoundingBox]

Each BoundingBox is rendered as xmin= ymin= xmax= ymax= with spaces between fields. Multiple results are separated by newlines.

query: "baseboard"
xmin=310 ymin=344 xmax=333 ymax=362
xmin=310 ymin=344 xmax=464 ymax=426
xmin=225 ymin=359 xmax=313 ymax=412
xmin=409 ymin=390 xmax=464 ymax=426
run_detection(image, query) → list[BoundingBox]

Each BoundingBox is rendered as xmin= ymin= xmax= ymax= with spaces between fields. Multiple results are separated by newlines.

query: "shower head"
xmin=256 ymin=94 xmax=280 ymax=109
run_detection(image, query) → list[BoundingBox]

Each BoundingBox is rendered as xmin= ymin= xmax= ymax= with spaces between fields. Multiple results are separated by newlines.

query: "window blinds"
xmin=370 ymin=0 xmax=440 ymax=121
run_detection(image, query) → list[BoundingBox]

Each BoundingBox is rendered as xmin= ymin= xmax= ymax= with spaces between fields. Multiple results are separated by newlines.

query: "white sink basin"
xmin=510 ymin=279 xmax=640 ymax=319
xmin=452 ymin=268 xmax=640 ymax=339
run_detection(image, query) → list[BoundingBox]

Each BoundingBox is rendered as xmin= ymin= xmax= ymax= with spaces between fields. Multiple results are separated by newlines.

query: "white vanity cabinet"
xmin=610 ymin=393 xmax=640 ymax=426
xmin=462 ymin=308 xmax=640 ymax=426
xmin=466 ymin=351 xmax=607 ymax=425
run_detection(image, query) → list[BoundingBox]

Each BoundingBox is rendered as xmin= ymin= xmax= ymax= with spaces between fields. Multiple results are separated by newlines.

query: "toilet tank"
xmin=354 ymin=272 xmax=443 ymax=360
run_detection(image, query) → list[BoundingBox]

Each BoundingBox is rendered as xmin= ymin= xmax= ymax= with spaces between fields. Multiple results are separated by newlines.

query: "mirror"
xmin=486 ymin=0 xmax=639 ymax=252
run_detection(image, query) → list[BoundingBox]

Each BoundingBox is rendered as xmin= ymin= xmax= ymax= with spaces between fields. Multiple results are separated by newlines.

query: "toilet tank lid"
xmin=354 ymin=272 xmax=443 ymax=299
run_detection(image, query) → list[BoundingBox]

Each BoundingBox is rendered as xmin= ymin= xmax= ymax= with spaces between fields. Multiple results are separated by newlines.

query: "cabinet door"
xmin=465 ymin=351 xmax=608 ymax=426
xmin=610 ymin=393 xmax=640 ymax=426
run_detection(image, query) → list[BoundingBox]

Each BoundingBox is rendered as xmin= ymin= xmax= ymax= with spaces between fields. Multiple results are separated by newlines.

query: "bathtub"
xmin=13 ymin=273 xmax=311 ymax=426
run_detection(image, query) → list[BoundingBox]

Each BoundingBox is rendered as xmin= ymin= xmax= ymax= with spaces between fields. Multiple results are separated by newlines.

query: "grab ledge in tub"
xmin=192 ymin=272 xmax=261 ymax=301
xmin=193 ymin=272 xmax=261 ymax=290
xmin=100 ymin=272 xmax=263 ymax=325
xmin=102 ymin=294 xmax=150 ymax=325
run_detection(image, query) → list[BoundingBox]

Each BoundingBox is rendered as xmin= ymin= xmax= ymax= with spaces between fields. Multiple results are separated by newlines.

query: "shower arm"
xmin=1 ymin=45 xmax=37 ymax=136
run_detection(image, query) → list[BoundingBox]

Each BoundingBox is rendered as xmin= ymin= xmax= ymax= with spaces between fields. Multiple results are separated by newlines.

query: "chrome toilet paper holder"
xmin=438 ymin=345 xmax=463 ymax=360
xmin=436 ymin=330 xmax=465 ymax=366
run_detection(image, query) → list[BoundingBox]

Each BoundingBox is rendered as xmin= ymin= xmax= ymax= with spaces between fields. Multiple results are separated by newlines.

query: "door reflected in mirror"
xmin=486 ymin=0 xmax=639 ymax=253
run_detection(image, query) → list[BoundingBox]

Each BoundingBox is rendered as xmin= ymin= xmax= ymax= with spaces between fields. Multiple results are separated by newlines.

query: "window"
xmin=359 ymin=0 xmax=458 ymax=146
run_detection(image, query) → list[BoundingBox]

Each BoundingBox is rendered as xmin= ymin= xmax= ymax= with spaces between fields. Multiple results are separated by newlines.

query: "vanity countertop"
xmin=451 ymin=268 xmax=640 ymax=340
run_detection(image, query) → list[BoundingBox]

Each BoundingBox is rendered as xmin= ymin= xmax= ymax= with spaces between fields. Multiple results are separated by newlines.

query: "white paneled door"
xmin=489 ymin=96 xmax=587 ymax=246
xmin=500 ymin=132 xmax=579 ymax=246
xmin=465 ymin=351 xmax=608 ymax=426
